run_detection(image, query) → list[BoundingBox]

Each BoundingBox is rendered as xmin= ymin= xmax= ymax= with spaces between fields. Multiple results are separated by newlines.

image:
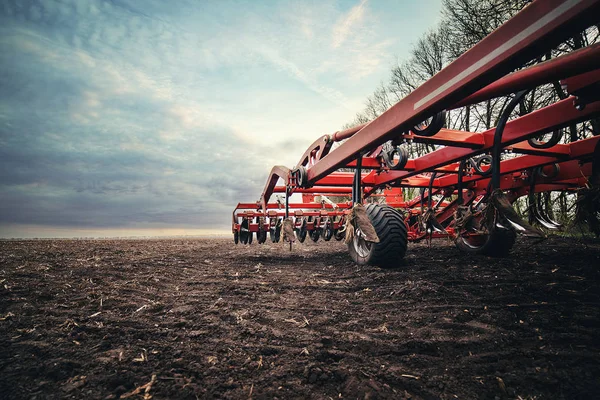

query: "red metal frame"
xmin=232 ymin=0 xmax=600 ymax=253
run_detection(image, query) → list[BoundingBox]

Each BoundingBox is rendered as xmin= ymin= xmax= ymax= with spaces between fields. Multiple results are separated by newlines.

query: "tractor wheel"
xmin=234 ymin=230 xmax=239 ymax=244
xmin=347 ymin=204 xmax=408 ymax=268
xmin=455 ymin=226 xmax=516 ymax=257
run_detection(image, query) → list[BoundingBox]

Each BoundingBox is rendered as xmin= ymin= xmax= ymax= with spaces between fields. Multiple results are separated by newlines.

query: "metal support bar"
xmin=305 ymin=0 xmax=600 ymax=184
xmin=492 ymin=90 xmax=528 ymax=189
xmin=285 ymin=187 xmax=290 ymax=218
xmin=352 ymin=156 xmax=363 ymax=205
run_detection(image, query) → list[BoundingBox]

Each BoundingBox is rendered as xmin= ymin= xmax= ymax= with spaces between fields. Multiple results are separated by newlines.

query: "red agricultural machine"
xmin=232 ymin=0 xmax=600 ymax=267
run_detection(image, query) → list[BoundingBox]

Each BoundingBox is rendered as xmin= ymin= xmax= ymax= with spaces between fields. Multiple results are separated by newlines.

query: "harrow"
xmin=232 ymin=0 xmax=600 ymax=267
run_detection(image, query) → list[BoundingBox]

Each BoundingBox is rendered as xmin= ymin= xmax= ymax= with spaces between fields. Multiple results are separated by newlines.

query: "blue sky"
xmin=0 ymin=0 xmax=441 ymax=238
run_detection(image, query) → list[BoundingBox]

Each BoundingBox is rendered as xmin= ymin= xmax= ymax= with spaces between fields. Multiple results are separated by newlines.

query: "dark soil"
xmin=1 ymin=236 xmax=599 ymax=399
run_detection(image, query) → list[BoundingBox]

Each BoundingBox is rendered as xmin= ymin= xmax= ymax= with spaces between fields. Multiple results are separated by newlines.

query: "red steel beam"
xmin=273 ymin=186 xmax=353 ymax=194
xmin=318 ymin=46 xmax=600 ymax=172
xmin=456 ymin=136 xmax=600 ymax=188
xmin=453 ymin=43 xmax=600 ymax=108
xmin=234 ymin=202 xmax=352 ymax=212
xmin=367 ymin=135 xmax=599 ymax=190
xmin=313 ymin=173 xmax=372 ymax=187
xmin=562 ymin=68 xmax=600 ymax=94
xmin=506 ymin=142 xmax=571 ymax=157
xmin=306 ymin=0 xmax=600 ymax=184
xmin=407 ymin=129 xmax=485 ymax=149
xmin=331 ymin=123 xmax=368 ymax=142
xmin=258 ymin=165 xmax=290 ymax=212
xmin=367 ymin=99 xmax=600 ymax=187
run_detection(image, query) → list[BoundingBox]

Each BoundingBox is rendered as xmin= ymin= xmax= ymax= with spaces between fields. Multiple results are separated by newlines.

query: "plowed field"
xmin=1 ymin=237 xmax=599 ymax=399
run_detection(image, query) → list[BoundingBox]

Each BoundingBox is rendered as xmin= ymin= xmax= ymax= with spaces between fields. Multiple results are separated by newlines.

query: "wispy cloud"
xmin=0 ymin=0 xmax=442 ymax=237
xmin=332 ymin=0 xmax=368 ymax=48
xmin=254 ymin=43 xmax=353 ymax=110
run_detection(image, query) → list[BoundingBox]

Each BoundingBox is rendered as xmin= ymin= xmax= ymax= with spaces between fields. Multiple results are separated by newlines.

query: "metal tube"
xmin=331 ymin=123 xmax=368 ymax=142
xmin=285 ymin=187 xmax=289 ymax=218
xmin=457 ymin=160 xmax=466 ymax=206
xmin=453 ymin=43 xmax=600 ymax=108
xmin=352 ymin=156 xmax=363 ymax=205
xmin=428 ymin=172 xmax=438 ymax=209
xmin=305 ymin=0 xmax=599 ymax=184
xmin=492 ymin=90 xmax=528 ymax=189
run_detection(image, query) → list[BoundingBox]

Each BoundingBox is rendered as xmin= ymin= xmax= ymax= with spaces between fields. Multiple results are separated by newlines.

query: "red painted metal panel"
xmin=454 ymin=43 xmax=600 ymax=108
xmin=368 ymin=99 xmax=600 ymax=187
xmin=306 ymin=0 xmax=600 ymax=184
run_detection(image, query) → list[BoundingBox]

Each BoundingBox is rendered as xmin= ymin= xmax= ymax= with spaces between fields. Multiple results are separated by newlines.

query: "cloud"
xmin=253 ymin=43 xmax=353 ymax=110
xmin=0 ymin=3 xmax=276 ymax=233
xmin=0 ymin=0 xmax=441 ymax=237
xmin=332 ymin=0 xmax=368 ymax=48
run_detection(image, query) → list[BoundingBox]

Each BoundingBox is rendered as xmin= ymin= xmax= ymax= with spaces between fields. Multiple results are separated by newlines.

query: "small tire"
xmin=455 ymin=226 xmax=516 ymax=257
xmin=233 ymin=230 xmax=239 ymax=244
xmin=347 ymin=204 xmax=408 ymax=268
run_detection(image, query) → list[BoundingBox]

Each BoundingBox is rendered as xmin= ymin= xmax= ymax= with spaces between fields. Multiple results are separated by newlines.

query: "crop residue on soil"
xmin=1 ymin=237 xmax=599 ymax=399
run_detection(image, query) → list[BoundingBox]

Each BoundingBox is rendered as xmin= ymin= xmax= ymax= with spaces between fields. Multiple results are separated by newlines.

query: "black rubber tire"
xmin=233 ymin=230 xmax=239 ymax=244
xmin=347 ymin=204 xmax=408 ymax=268
xmin=411 ymin=110 xmax=446 ymax=137
xmin=455 ymin=226 xmax=516 ymax=257
xmin=297 ymin=219 xmax=308 ymax=243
